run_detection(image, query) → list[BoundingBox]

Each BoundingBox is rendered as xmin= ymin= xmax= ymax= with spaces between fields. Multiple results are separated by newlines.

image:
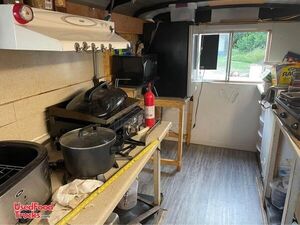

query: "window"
xmin=192 ymin=31 xmax=269 ymax=82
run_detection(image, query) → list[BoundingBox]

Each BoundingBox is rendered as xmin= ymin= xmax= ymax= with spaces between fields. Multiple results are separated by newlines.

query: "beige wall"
xmin=170 ymin=22 xmax=300 ymax=152
xmin=162 ymin=83 xmax=261 ymax=152
xmin=0 ymin=50 xmax=100 ymax=142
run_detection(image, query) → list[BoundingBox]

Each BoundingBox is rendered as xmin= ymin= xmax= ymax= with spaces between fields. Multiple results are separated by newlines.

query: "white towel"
xmin=47 ymin=179 xmax=103 ymax=224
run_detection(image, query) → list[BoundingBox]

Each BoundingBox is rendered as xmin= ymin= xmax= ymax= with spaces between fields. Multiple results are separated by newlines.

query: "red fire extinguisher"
xmin=144 ymin=83 xmax=155 ymax=127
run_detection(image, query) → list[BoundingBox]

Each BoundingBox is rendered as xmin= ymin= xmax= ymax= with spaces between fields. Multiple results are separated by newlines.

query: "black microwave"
xmin=112 ymin=54 xmax=157 ymax=87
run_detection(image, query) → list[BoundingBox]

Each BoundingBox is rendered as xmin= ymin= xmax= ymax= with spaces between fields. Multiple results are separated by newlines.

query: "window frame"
xmin=192 ymin=29 xmax=272 ymax=83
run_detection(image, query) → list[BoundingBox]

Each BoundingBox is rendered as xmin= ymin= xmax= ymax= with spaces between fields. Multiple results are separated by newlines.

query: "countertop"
xmin=45 ymin=121 xmax=172 ymax=192
xmin=33 ymin=121 xmax=172 ymax=224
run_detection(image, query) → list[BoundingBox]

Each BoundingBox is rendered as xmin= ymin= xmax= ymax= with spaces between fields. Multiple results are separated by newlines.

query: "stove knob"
xmin=292 ymin=123 xmax=299 ymax=130
xmin=125 ymin=124 xmax=136 ymax=136
xmin=272 ymin=104 xmax=278 ymax=109
xmin=124 ymin=124 xmax=130 ymax=136
xmin=280 ymin=112 xmax=287 ymax=118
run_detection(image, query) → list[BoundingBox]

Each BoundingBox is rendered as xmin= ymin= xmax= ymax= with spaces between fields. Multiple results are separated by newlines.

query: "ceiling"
xmin=69 ymin=0 xmax=300 ymax=22
xmin=70 ymin=0 xmax=177 ymax=16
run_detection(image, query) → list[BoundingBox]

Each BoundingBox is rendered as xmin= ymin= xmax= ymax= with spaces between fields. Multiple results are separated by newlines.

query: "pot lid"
xmin=59 ymin=125 xmax=116 ymax=150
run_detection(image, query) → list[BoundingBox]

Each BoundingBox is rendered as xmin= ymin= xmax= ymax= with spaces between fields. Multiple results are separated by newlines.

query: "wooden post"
xmin=177 ymin=104 xmax=185 ymax=171
xmin=186 ymin=97 xmax=193 ymax=147
xmin=153 ymin=148 xmax=161 ymax=205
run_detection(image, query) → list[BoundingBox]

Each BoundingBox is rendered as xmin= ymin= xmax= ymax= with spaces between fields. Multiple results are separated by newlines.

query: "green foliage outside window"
xmin=233 ymin=32 xmax=267 ymax=52
xmin=230 ymin=32 xmax=268 ymax=75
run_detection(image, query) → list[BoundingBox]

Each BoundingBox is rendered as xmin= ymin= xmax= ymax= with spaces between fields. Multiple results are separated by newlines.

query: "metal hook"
xmin=82 ymin=42 xmax=90 ymax=51
xmin=100 ymin=44 xmax=106 ymax=52
xmin=91 ymin=43 xmax=98 ymax=52
xmin=74 ymin=42 xmax=82 ymax=52
xmin=108 ymin=43 xmax=113 ymax=51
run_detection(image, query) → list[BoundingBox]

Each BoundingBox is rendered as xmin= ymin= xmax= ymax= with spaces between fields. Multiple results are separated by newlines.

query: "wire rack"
xmin=0 ymin=164 xmax=24 ymax=185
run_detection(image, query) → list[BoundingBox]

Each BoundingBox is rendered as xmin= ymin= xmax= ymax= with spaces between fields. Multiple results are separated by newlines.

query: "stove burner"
xmin=279 ymin=98 xmax=300 ymax=112
xmin=279 ymin=92 xmax=300 ymax=107
xmin=47 ymin=97 xmax=144 ymax=150
xmin=287 ymin=103 xmax=300 ymax=111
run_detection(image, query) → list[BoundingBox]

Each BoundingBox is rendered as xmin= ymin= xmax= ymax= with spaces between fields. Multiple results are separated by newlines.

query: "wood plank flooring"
xmin=138 ymin=141 xmax=263 ymax=225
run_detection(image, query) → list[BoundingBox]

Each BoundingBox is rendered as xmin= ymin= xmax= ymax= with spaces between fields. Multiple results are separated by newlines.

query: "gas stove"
xmin=47 ymin=97 xmax=144 ymax=149
xmin=274 ymin=92 xmax=300 ymax=139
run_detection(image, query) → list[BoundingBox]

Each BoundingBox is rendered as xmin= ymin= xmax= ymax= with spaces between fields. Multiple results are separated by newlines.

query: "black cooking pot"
xmin=59 ymin=125 xmax=119 ymax=178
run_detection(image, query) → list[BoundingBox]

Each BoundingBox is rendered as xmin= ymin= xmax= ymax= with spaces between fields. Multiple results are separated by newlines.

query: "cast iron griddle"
xmin=48 ymin=97 xmax=140 ymax=125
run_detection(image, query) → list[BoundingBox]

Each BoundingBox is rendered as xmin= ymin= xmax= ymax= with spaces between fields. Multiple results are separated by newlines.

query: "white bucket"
xmin=117 ymin=179 xmax=139 ymax=210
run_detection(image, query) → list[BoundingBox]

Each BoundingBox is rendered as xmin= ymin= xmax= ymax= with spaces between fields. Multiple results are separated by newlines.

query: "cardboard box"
xmin=272 ymin=63 xmax=300 ymax=86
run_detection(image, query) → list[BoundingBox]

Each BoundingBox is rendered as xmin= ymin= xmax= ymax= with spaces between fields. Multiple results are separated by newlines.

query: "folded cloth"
xmin=52 ymin=179 xmax=103 ymax=207
xmin=47 ymin=179 xmax=103 ymax=224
